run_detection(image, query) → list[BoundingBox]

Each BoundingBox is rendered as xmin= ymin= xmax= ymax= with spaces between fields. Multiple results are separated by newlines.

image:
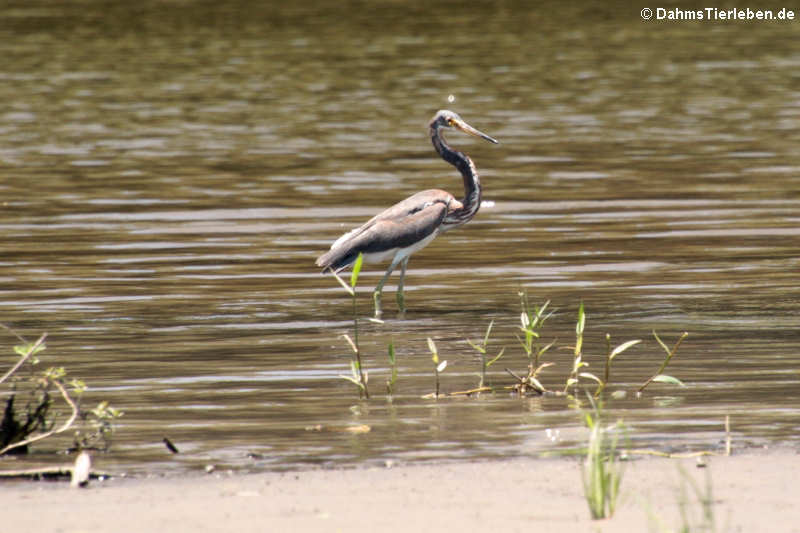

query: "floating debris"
xmin=305 ymin=424 xmax=371 ymax=434
xmin=163 ymin=437 xmax=179 ymax=454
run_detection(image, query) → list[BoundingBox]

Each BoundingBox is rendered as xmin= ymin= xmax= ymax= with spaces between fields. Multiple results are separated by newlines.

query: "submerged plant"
xmin=335 ymin=253 xmax=370 ymax=399
xmin=582 ymin=396 xmax=625 ymax=520
xmin=386 ymin=340 xmax=397 ymax=396
xmin=639 ymin=331 xmax=688 ymax=393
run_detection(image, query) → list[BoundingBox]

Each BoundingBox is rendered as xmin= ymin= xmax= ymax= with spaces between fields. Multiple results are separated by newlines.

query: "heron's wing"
xmin=330 ymin=190 xmax=450 ymax=249
xmin=316 ymin=190 xmax=452 ymax=271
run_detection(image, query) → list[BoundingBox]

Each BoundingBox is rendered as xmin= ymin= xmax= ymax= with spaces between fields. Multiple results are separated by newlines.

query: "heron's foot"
xmin=373 ymin=291 xmax=383 ymax=319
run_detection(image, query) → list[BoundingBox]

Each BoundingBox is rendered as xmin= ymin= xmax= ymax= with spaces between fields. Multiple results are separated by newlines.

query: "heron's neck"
xmin=430 ymin=126 xmax=481 ymax=226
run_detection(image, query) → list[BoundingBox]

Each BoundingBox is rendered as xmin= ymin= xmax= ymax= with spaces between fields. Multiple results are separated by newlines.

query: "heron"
xmin=316 ymin=109 xmax=498 ymax=318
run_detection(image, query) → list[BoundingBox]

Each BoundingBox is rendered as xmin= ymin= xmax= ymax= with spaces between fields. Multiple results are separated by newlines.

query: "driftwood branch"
xmin=0 ymin=333 xmax=47 ymax=385
xmin=448 ymin=386 xmax=493 ymax=397
xmin=0 ymin=465 xmax=111 ymax=480
xmin=0 ymin=378 xmax=79 ymax=456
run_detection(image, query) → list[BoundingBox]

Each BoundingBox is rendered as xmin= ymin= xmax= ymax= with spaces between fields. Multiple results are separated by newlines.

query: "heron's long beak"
xmin=452 ymin=119 xmax=499 ymax=144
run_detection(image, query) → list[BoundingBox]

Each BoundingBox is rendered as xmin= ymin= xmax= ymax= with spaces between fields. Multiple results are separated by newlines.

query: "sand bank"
xmin=4 ymin=450 xmax=798 ymax=532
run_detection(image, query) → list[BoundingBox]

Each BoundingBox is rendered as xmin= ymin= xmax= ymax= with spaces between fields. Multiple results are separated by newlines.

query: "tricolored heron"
xmin=316 ymin=109 xmax=498 ymax=318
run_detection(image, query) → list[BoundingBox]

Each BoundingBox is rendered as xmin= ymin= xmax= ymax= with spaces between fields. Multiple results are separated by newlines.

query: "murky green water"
xmin=1 ymin=1 xmax=798 ymax=474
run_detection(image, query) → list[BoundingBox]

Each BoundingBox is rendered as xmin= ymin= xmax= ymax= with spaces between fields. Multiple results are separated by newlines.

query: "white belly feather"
xmin=361 ymin=231 xmax=439 ymax=266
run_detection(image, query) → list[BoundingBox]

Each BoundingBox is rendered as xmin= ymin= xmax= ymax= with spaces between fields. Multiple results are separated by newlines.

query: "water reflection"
xmin=0 ymin=1 xmax=798 ymax=473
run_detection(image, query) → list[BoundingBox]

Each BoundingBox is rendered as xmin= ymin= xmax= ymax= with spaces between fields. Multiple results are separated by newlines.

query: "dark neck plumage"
xmin=430 ymin=125 xmax=481 ymax=227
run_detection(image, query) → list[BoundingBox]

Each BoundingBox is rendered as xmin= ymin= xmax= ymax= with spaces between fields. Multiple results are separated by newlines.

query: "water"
xmin=1 ymin=1 xmax=798 ymax=474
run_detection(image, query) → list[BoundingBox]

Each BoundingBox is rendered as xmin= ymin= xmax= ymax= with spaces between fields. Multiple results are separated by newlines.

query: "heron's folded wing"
xmin=357 ymin=200 xmax=449 ymax=252
xmin=316 ymin=199 xmax=448 ymax=271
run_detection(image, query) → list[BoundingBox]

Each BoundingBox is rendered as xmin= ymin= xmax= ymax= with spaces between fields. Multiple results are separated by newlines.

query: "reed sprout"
xmin=327 ymin=288 xmax=689 ymax=406
xmin=593 ymin=335 xmax=642 ymax=397
xmin=466 ymin=320 xmax=504 ymax=390
xmin=334 ymin=253 xmax=370 ymax=399
xmin=565 ymin=302 xmax=602 ymax=394
xmin=639 ymin=331 xmax=688 ymax=393
xmin=516 ymin=294 xmax=554 ymax=370
xmin=426 ymin=337 xmax=447 ymax=399
xmin=582 ymin=396 xmax=625 ymax=520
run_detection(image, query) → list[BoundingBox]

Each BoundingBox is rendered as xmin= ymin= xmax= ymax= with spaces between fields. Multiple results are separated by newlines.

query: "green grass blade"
xmin=339 ymin=374 xmax=365 ymax=390
xmin=427 ymin=337 xmax=438 ymax=364
xmin=486 ymin=347 xmax=505 ymax=367
xmin=483 ymin=319 xmax=494 ymax=347
xmin=609 ymin=339 xmax=642 ymax=360
xmin=539 ymin=340 xmax=556 ymax=356
xmin=576 ymin=301 xmax=586 ymax=335
xmin=427 ymin=337 xmax=437 ymax=354
xmin=652 ymin=330 xmax=670 ymax=355
xmin=580 ymin=371 xmax=603 ymax=385
xmin=341 ymin=334 xmax=358 ymax=353
xmin=350 ymin=252 xmax=364 ymax=289
xmin=652 ymin=374 xmax=686 ymax=387
xmin=466 ymin=338 xmax=486 ymax=354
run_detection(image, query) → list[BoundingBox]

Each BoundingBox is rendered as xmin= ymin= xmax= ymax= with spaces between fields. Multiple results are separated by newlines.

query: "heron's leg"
xmin=373 ymin=259 xmax=400 ymax=319
xmin=396 ymin=257 xmax=409 ymax=314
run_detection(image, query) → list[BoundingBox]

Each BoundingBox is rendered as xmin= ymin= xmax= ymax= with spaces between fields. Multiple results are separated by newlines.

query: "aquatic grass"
xmin=327 ymin=289 xmax=690 ymax=409
xmin=466 ymin=320 xmax=505 ymax=390
xmin=639 ymin=331 xmax=688 ymax=393
xmin=505 ymin=293 xmax=555 ymax=395
xmin=582 ymin=396 xmax=625 ymax=520
xmin=565 ymin=302 xmax=603 ymax=394
xmin=593 ymin=334 xmax=642 ymax=397
xmin=339 ymin=343 xmax=368 ymax=398
xmin=516 ymin=294 xmax=554 ymax=370
xmin=334 ymin=253 xmax=370 ymax=399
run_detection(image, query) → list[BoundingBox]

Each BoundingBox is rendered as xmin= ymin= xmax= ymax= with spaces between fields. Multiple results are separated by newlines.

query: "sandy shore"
xmin=4 ymin=450 xmax=798 ymax=532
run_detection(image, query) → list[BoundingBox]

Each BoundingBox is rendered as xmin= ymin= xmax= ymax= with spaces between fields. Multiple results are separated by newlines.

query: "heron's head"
xmin=431 ymin=110 xmax=498 ymax=144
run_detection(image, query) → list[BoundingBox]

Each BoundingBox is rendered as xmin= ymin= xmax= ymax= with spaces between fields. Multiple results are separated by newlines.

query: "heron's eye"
xmin=446 ymin=118 xmax=454 ymax=126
